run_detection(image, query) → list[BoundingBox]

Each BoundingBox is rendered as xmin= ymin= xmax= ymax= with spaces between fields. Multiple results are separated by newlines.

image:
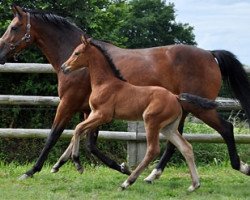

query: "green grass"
xmin=184 ymin=121 xmax=249 ymax=134
xmin=0 ymin=163 xmax=249 ymax=200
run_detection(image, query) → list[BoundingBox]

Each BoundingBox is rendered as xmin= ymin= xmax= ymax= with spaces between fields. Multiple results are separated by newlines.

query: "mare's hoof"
xmin=18 ymin=173 xmax=32 ymax=180
xmin=240 ymin=161 xmax=250 ymax=175
xmin=120 ymin=162 xmax=131 ymax=175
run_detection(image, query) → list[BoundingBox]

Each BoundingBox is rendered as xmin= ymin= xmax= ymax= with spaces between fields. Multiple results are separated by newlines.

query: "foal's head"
xmin=61 ymin=36 xmax=90 ymax=74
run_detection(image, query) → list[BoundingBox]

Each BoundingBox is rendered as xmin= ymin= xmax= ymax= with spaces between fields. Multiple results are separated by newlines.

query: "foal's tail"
xmin=211 ymin=50 xmax=250 ymax=121
xmin=178 ymin=93 xmax=218 ymax=109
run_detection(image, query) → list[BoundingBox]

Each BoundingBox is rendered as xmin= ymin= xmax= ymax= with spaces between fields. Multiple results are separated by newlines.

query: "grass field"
xmin=0 ymin=162 xmax=249 ymax=200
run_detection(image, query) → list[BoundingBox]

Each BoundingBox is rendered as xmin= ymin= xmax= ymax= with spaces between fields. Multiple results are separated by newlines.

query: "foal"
xmin=60 ymin=36 xmax=217 ymax=191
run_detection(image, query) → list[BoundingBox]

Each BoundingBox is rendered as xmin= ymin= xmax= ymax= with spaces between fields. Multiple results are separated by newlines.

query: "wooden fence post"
xmin=127 ymin=121 xmax=147 ymax=167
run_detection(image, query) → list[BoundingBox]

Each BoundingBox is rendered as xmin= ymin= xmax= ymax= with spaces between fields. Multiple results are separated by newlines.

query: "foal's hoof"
xmin=50 ymin=167 xmax=59 ymax=173
xmin=187 ymin=183 xmax=200 ymax=192
xmin=18 ymin=173 xmax=32 ymax=180
xmin=120 ymin=180 xmax=130 ymax=190
xmin=144 ymin=169 xmax=162 ymax=183
xmin=144 ymin=178 xmax=153 ymax=184
xmin=77 ymin=166 xmax=84 ymax=174
xmin=120 ymin=162 xmax=131 ymax=175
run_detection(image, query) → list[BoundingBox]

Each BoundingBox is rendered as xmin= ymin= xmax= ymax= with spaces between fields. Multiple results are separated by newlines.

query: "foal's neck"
xmin=87 ymin=46 xmax=121 ymax=88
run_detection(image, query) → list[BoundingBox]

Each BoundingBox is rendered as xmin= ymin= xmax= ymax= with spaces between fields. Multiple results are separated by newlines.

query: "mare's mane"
xmin=90 ymin=39 xmax=126 ymax=82
xmin=19 ymin=7 xmax=123 ymax=80
xmin=21 ymin=7 xmax=85 ymax=34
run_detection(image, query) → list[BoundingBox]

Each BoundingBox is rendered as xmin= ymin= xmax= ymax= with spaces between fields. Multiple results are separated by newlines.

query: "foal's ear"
xmin=12 ymin=4 xmax=24 ymax=19
xmin=81 ymin=35 xmax=91 ymax=46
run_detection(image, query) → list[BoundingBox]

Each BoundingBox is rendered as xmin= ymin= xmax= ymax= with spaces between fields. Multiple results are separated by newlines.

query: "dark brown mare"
xmin=0 ymin=5 xmax=249 ymax=180
xmin=59 ymin=36 xmax=218 ymax=190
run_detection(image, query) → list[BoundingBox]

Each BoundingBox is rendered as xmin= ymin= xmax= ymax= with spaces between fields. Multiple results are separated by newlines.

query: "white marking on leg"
xmin=121 ymin=180 xmax=130 ymax=190
xmin=188 ymin=182 xmax=200 ymax=192
xmin=18 ymin=174 xmax=30 ymax=180
xmin=240 ymin=161 xmax=250 ymax=174
xmin=144 ymin=168 xmax=162 ymax=183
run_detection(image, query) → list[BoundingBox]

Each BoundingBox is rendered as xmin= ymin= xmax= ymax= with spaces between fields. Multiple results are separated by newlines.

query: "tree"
xmin=119 ymin=0 xmax=196 ymax=48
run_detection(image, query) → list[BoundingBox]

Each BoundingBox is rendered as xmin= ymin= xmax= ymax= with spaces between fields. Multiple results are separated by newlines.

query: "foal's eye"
xmin=74 ymin=52 xmax=80 ymax=56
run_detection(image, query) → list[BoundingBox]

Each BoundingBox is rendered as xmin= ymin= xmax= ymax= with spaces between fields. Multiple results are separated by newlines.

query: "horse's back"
xmin=112 ymin=83 xmax=181 ymax=125
xmin=108 ymin=44 xmax=222 ymax=100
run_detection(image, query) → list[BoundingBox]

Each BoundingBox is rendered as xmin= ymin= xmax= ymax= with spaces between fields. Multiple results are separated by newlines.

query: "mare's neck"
xmin=88 ymin=46 xmax=119 ymax=88
xmin=33 ymin=21 xmax=82 ymax=73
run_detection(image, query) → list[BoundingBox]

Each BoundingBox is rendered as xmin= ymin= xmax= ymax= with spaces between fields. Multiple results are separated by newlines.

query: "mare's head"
xmin=61 ymin=35 xmax=91 ymax=74
xmin=0 ymin=5 xmax=35 ymax=64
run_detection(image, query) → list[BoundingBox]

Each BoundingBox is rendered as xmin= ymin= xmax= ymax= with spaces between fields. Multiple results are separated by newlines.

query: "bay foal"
xmin=60 ymin=36 xmax=217 ymax=191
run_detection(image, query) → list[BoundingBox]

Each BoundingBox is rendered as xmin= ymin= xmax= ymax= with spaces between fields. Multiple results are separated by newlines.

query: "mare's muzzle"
xmin=0 ymin=38 xmax=9 ymax=65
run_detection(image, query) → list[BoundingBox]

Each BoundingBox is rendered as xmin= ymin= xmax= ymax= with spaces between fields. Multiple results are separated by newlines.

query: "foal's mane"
xmin=90 ymin=39 xmax=126 ymax=82
xmin=21 ymin=7 xmax=85 ymax=34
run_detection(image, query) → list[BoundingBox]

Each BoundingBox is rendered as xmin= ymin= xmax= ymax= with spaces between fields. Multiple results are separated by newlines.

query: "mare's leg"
xmin=121 ymin=124 xmax=160 ymax=189
xmin=146 ymin=112 xmax=189 ymax=181
xmin=195 ymin=109 xmax=250 ymax=175
xmin=19 ymin=101 xmax=77 ymax=180
xmin=86 ymin=132 xmax=131 ymax=175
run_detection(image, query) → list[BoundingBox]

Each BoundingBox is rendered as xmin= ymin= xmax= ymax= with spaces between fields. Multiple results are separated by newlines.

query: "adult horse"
xmin=0 ymin=5 xmax=249 ymax=180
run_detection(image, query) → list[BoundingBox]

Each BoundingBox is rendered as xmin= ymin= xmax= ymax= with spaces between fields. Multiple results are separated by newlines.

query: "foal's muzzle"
xmin=61 ymin=64 xmax=72 ymax=74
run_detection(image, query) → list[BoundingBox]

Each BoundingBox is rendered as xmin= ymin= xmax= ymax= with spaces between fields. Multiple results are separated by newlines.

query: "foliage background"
xmin=0 ymin=0 xmax=248 ymax=166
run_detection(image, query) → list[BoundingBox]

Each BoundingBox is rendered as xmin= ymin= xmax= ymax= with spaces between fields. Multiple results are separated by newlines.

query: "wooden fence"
xmin=0 ymin=63 xmax=250 ymax=166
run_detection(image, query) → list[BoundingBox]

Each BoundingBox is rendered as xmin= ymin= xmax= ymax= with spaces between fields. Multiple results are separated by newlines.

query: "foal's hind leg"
xmin=51 ymin=133 xmax=85 ymax=174
xmin=145 ymin=116 xmax=200 ymax=191
xmin=121 ymin=124 xmax=160 ymax=189
xmin=71 ymin=111 xmax=112 ymax=173
xmin=167 ymin=130 xmax=200 ymax=191
xmin=51 ymin=139 xmax=74 ymax=173
xmin=145 ymin=112 xmax=188 ymax=182
xmin=196 ymin=109 xmax=250 ymax=175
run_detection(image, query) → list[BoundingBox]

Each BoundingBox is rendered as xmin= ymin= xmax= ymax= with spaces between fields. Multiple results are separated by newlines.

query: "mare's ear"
xmin=12 ymin=4 xmax=24 ymax=19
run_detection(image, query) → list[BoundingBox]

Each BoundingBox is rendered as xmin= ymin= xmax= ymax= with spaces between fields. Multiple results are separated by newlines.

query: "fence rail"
xmin=0 ymin=63 xmax=55 ymax=73
xmin=1 ymin=63 xmax=249 ymax=166
xmin=0 ymin=128 xmax=249 ymax=143
xmin=0 ymin=95 xmax=242 ymax=110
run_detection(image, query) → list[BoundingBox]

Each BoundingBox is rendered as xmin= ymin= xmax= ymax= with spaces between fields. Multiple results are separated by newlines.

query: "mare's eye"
xmin=11 ymin=26 xmax=18 ymax=31
xmin=74 ymin=52 xmax=80 ymax=56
